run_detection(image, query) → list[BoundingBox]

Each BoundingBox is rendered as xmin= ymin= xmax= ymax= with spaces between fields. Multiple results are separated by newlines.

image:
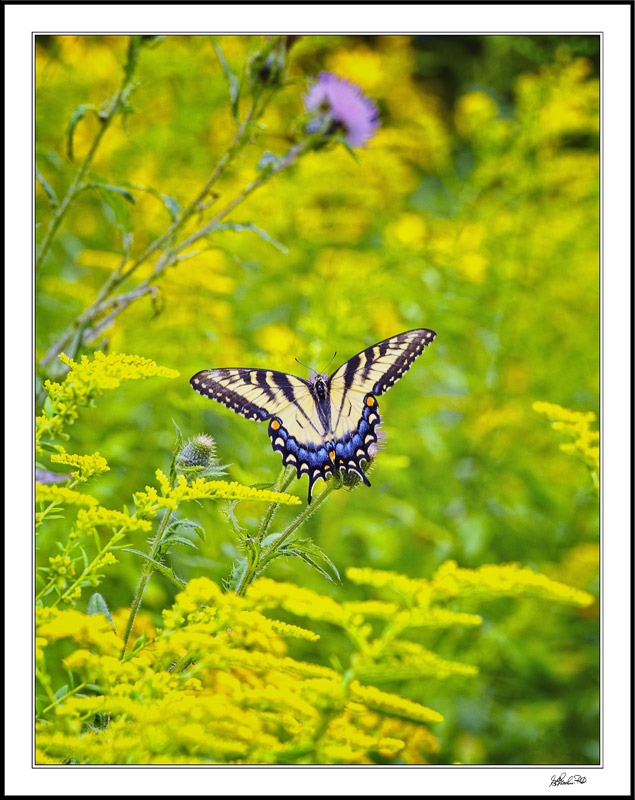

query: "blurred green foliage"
xmin=35 ymin=34 xmax=599 ymax=765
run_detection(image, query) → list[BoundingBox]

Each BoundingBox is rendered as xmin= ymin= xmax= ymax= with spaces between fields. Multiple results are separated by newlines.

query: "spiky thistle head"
xmin=174 ymin=433 xmax=228 ymax=482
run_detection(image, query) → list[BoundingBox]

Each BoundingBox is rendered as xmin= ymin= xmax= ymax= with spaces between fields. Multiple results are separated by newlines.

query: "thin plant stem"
xmin=41 ymin=682 xmax=87 ymax=716
xmin=39 ymin=87 xmax=264 ymax=371
xmin=39 ymin=132 xmax=313 ymax=373
xmin=234 ymin=480 xmax=336 ymax=597
xmin=120 ymin=507 xmax=172 ymax=658
xmin=35 ymin=38 xmax=141 ymax=278
xmin=52 ymin=529 xmax=125 ymax=608
xmin=260 ymin=481 xmax=336 ymax=562
xmin=256 ymin=466 xmax=296 ymax=542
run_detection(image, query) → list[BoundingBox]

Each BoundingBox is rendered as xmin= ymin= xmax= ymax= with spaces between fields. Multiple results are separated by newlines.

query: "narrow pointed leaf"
xmin=35 ymin=165 xmax=59 ymax=209
xmin=66 ymin=104 xmax=97 ymax=161
xmin=121 ymin=548 xmax=186 ymax=587
xmin=214 ymin=42 xmax=240 ymax=122
xmin=212 ymin=221 xmax=288 ymax=254
xmin=87 ymin=592 xmax=116 ymax=631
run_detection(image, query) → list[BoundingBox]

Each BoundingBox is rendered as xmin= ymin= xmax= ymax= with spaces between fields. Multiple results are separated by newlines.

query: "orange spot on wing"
xmin=271 ymin=419 xmax=280 ymax=430
xmin=329 ymin=450 xmax=336 ymax=462
xmin=366 ymin=396 xmax=375 ymax=406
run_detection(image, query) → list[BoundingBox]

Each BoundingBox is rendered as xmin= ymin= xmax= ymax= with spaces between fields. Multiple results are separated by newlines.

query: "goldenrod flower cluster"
xmin=134 ymin=469 xmax=301 ymax=516
xmin=36 ymin=483 xmax=98 ymax=508
xmin=36 ymin=352 xmax=179 ymax=451
xmin=36 ymin=563 xmax=594 ymax=765
xmin=50 ymin=451 xmax=110 ymax=482
xmin=533 ymin=401 xmax=599 ymax=492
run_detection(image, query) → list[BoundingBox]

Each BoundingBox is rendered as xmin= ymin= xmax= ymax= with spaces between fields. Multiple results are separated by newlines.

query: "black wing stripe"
xmin=257 ymin=371 xmax=277 ymax=401
xmin=272 ymin=371 xmax=302 ymax=404
xmin=343 ymin=353 xmax=362 ymax=390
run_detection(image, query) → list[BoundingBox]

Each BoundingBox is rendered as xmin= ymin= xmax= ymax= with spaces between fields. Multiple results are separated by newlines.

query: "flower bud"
xmin=174 ymin=433 xmax=228 ymax=482
xmin=176 ymin=433 xmax=217 ymax=469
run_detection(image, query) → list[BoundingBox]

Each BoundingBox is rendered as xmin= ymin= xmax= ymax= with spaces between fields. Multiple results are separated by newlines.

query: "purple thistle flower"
xmin=304 ymin=72 xmax=380 ymax=148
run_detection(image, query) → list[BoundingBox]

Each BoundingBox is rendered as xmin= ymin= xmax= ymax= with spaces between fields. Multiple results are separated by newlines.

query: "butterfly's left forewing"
xmin=190 ymin=368 xmax=310 ymax=421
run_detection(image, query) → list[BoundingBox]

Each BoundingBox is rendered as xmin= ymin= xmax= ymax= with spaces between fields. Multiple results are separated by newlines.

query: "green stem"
xmin=256 ymin=466 xmax=296 ymax=542
xmin=120 ymin=507 xmax=172 ymax=658
xmin=172 ymin=140 xmax=310 ymax=257
xmin=35 ymin=38 xmax=140 ymax=278
xmin=260 ymin=481 xmax=336 ymax=564
xmin=41 ymin=682 xmax=87 ymax=716
xmin=52 ymin=529 xmax=124 ymax=608
xmin=39 ymin=101 xmax=260 ymax=371
xmin=234 ymin=480 xmax=336 ymax=597
xmin=35 ymin=576 xmax=57 ymax=603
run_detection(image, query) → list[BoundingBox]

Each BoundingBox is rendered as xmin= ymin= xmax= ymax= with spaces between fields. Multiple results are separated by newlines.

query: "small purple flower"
xmin=304 ymin=72 xmax=380 ymax=148
xmin=367 ymin=414 xmax=387 ymax=460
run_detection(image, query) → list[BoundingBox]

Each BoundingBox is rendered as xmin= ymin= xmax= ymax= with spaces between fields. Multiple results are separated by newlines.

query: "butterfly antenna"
xmin=322 ymin=351 xmax=338 ymax=373
xmin=294 ymin=356 xmax=315 ymax=374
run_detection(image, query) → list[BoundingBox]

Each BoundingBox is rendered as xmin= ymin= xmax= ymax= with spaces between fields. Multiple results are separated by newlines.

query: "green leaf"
xmin=66 ymin=104 xmax=97 ymax=161
xmin=212 ymin=221 xmax=288 ymax=254
xmin=219 ymin=500 xmax=246 ymax=535
xmin=333 ymin=135 xmax=360 ymax=163
xmin=35 ymin=165 xmax=58 ymax=209
xmin=225 ymin=555 xmax=248 ymax=592
xmin=126 ymin=182 xmax=181 ymax=221
xmin=250 ymin=481 xmax=277 ymax=491
xmin=98 ymin=183 xmax=136 ymax=204
xmin=53 ymin=684 xmax=69 ymax=701
xmin=257 ymin=151 xmax=283 ymax=176
xmin=93 ymin=184 xmax=134 ymax=233
xmin=129 ymin=630 xmax=147 ymax=656
xmin=121 ymin=548 xmax=187 ymax=587
xmin=214 ymin=42 xmax=240 ymax=122
xmin=282 ymin=547 xmax=336 ymax=584
xmin=281 ymin=538 xmax=341 ymax=584
xmin=37 ymin=441 xmax=62 ymax=454
xmin=86 ymin=592 xmax=116 ymax=631
xmin=164 ymin=518 xmax=206 ymax=542
xmin=261 ymin=532 xmax=281 ymax=548
xmin=160 ymin=193 xmax=181 ymax=220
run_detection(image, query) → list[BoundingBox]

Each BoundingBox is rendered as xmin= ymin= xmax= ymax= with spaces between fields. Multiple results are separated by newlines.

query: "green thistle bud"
xmin=177 ymin=434 xmax=217 ymax=469
xmin=173 ymin=433 xmax=228 ymax=483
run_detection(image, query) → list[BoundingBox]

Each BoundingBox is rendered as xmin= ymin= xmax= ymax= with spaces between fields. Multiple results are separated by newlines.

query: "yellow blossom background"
xmin=35 ymin=35 xmax=599 ymax=765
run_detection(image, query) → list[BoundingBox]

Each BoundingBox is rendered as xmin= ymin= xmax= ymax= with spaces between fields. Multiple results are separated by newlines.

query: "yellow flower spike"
xmin=75 ymin=505 xmax=152 ymax=535
xmin=345 ymin=567 xmax=429 ymax=605
xmin=246 ymin=578 xmax=348 ymax=626
xmin=37 ymin=352 xmax=179 ymax=450
xmin=50 ymin=451 xmax=109 ymax=482
xmin=431 ymin=561 xmax=594 ymax=607
xmin=137 ymin=475 xmax=301 ymax=512
xmin=38 ymin=610 xmax=121 ymax=655
xmin=36 ymin=484 xmax=99 ymax=508
xmin=349 ymin=681 xmax=444 ymax=725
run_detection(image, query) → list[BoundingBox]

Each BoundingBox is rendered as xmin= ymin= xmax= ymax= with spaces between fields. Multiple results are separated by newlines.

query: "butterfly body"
xmin=191 ymin=328 xmax=436 ymax=503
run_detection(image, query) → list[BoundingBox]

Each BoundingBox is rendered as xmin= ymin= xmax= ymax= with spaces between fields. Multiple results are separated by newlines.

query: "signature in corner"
xmin=549 ymin=772 xmax=588 ymax=787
